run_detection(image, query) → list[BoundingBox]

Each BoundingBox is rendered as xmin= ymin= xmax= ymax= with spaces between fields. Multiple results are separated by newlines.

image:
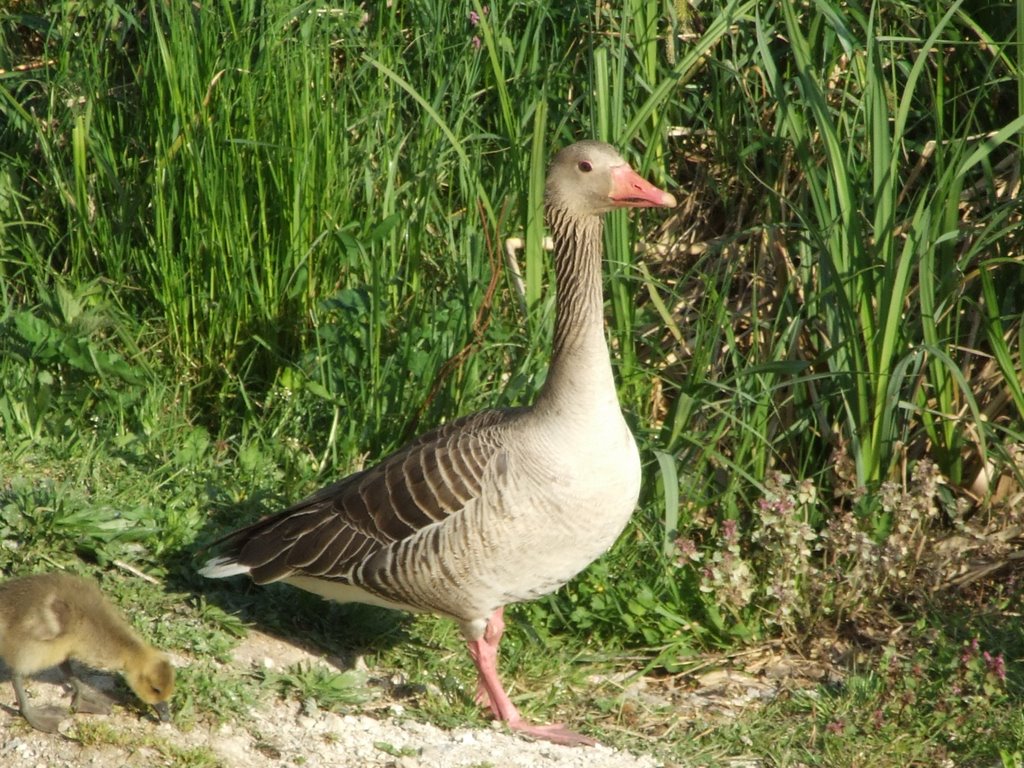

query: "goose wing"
xmin=204 ymin=408 xmax=522 ymax=585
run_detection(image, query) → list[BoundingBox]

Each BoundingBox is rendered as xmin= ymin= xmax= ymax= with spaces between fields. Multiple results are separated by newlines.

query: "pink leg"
xmin=465 ymin=608 xmax=597 ymax=747
xmin=473 ymin=607 xmax=505 ymax=709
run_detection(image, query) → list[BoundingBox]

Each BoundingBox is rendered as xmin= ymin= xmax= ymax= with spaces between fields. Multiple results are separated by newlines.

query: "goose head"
xmin=545 ymin=141 xmax=677 ymax=218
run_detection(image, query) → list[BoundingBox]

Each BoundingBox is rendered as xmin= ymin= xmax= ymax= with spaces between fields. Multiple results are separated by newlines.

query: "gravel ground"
xmin=1 ymin=629 xmax=827 ymax=766
xmin=0 ymin=704 xmax=660 ymax=768
xmin=0 ymin=631 xmax=662 ymax=768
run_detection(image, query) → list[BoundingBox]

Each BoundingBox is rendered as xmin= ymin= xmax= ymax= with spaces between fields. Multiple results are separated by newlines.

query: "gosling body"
xmin=0 ymin=572 xmax=174 ymax=732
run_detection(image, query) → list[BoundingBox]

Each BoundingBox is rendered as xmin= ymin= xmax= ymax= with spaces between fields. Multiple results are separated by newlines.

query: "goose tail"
xmin=198 ymin=557 xmax=252 ymax=579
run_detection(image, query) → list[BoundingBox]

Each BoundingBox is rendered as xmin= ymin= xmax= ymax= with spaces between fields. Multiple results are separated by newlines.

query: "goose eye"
xmin=577 ymin=161 xmax=592 ymax=172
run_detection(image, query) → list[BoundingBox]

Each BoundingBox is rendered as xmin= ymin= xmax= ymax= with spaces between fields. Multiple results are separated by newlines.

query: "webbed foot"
xmin=71 ymin=686 xmax=113 ymax=715
xmin=19 ymin=702 xmax=69 ymax=733
xmin=12 ymin=675 xmax=69 ymax=733
xmin=507 ymin=718 xmax=598 ymax=747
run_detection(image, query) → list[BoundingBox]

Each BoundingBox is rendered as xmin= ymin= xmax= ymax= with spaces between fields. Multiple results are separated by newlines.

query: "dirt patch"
xmin=0 ymin=630 xmax=662 ymax=768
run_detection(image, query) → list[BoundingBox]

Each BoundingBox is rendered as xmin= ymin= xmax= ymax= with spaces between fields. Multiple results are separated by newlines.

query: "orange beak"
xmin=608 ymin=164 xmax=677 ymax=208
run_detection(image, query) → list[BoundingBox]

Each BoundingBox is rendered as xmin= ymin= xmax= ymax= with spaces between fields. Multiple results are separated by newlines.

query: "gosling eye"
xmin=577 ymin=160 xmax=592 ymax=172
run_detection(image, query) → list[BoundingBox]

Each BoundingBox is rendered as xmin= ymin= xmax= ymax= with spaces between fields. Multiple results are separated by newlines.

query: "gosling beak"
xmin=153 ymin=701 xmax=171 ymax=723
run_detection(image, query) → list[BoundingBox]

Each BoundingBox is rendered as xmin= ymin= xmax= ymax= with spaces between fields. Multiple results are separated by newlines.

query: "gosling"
xmin=0 ymin=572 xmax=174 ymax=732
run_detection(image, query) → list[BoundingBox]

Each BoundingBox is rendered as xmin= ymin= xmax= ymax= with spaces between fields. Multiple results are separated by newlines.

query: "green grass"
xmin=2 ymin=0 xmax=1024 ymax=763
xmin=260 ymin=663 xmax=370 ymax=712
xmin=72 ymin=720 xmax=224 ymax=768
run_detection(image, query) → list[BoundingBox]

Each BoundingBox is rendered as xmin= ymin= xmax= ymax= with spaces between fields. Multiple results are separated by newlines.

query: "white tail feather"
xmin=199 ymin=557 xmax=252 ymax=579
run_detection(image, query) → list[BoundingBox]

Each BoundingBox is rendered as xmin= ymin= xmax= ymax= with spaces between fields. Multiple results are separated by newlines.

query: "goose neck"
xmin=535 ymin=204 xmax=618 ymax=413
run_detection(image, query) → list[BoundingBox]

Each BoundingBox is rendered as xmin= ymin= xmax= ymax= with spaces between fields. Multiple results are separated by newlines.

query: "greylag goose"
xmin=201 ymin=140 xmax=676 ymax=745
xmin=0 ymin=572 xmax=175 ymax=732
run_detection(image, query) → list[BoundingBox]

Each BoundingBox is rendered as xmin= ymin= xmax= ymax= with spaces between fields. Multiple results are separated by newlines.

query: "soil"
xmin=1 ymin=630 xmax=827 ymax=766
xmin=0 ymin=630 xmax=663 ymax=768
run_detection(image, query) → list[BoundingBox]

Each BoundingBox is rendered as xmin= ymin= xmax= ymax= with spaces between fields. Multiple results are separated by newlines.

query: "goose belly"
xmin=283 ymin=576 xmax=425 ymax=615
xmin=496 ymin=485 xmax=639 ymax=602
xmin=429 ymin=423 xmax=643 ymax=615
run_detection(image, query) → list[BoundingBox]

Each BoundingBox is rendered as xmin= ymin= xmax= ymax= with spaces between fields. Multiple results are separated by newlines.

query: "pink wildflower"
xmin=674 ymin=537 xmax=700 ymax=564
xmin=983 ymin=651 xmax=1007 ymax=682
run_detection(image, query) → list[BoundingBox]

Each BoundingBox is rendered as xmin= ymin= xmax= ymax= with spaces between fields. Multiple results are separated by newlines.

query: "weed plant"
xmin=2 ymin=0 xmax=1024 ymax=762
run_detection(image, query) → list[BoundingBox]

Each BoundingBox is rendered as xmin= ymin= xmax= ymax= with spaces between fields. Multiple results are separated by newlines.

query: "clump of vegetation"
xmin=260 ymin=663 xmax=370 ymax=713
xmin=678 ymin=456 xmax=1020 ymax=638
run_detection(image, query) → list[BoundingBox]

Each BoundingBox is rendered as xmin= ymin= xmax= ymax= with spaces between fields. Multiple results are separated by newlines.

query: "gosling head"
xmin=123 ymin=650 xmax=175 ymax=723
